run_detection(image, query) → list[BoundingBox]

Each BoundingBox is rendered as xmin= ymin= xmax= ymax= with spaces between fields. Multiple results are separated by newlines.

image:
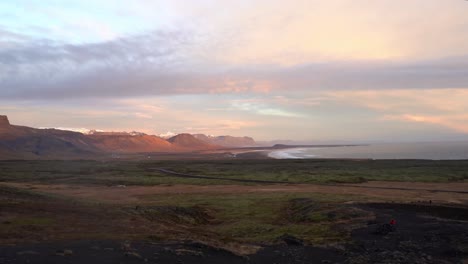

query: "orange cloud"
xmin=217 ymin=120 xmax=258 ymax=130
xmin=329 ymin=88 xmax=468 ymax=134
xmin=383 ymin=114 xmax=468 ymax=133
xmin=198 ymin=1 xmax=468 ymax=66
xmin=209 ymin=79 xmax=272 ymax=94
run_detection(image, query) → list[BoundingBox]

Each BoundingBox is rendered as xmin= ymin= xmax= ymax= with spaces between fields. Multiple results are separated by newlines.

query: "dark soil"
xmin=0 ymin=240 xmax=344 ymax=264
xmin=1 ymin=203 xmax=467 ymax=264
xmin=347 ymin=203 xmax=468 ymax=264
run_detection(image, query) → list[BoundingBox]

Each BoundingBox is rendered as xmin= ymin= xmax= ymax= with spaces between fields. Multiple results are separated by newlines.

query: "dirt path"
xmin=154 ymin=167 xmax=468 ymax=194
xmin=339 ymin=183 xmax=468 ymax=194
xmin=154 ymin=168 xmax=289 ymax=184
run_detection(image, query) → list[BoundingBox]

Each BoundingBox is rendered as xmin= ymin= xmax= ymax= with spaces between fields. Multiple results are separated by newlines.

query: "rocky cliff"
xmin=0 ymin=115 xmax=10 ymax=126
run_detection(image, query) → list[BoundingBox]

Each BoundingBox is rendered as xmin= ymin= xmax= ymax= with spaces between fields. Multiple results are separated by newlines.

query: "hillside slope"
xmin=168 ymin=133 xmax=220 ymax=150
xmin=193 ymin=134 xmax=256 ymax=147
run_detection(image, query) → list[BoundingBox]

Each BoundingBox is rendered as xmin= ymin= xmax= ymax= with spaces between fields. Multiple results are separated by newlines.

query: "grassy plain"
xmin=1 ymin=159 xmax=468 ymax=186
xmin=1 ymin=159 xmax=468 ymax=260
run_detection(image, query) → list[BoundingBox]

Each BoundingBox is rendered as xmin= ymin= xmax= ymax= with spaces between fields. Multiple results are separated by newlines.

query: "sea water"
xmin=268 ymin=142 xmax=468 ymax=160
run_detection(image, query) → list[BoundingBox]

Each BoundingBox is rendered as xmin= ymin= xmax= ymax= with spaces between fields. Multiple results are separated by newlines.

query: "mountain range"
xmin=0 ymin=115 xmax=257 ymax=159
xmin=192 ymin=134 xmax=255 ymax=147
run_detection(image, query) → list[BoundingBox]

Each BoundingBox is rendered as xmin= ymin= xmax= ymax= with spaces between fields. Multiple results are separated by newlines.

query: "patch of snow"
xmin=39 ymin=127 xmax=97 ymax=134
xmin=158 ymin=131 xmax=177 ymax=138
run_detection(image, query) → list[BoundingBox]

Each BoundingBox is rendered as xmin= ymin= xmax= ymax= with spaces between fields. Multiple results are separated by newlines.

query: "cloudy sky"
xmin=1 ymin=0 xmax=468 ymax=142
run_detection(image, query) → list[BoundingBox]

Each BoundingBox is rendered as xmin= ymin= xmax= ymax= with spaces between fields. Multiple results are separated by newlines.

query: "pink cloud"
xmin=217 ymin=120 xmax=258 ymax=130
xmin=134 ymin=112 xmax=153 ymax=119
xmin=209 ymin=79 xmax=272 ymax=94
xmin=329 ymin=88 xmax=468 ymax=134
xmin=384 ymin=114 xmax=468 ymax=133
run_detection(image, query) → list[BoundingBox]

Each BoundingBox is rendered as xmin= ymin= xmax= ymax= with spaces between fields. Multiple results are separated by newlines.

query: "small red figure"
xmin=389 ymin=219 xmax=396 ymax=225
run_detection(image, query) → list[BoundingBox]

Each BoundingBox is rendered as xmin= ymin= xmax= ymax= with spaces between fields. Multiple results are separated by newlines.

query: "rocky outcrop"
xmin=0 ymin=115 xmax=10 ymax=127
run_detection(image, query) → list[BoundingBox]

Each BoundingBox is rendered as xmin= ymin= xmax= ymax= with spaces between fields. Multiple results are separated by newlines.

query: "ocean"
xmin=267 ymin=142 xmax=468 ymax=160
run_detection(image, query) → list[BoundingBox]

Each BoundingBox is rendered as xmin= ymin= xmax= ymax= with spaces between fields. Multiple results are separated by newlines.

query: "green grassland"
xmin=1 ymin=159 xmax=468 ymax=186
xmin=0 ymin=184 xmax=366 ymax=246
xmin=1 ymin=159 xmax=467 ymax=249
xmin=135 ymin=191 xmax=368 ymax=244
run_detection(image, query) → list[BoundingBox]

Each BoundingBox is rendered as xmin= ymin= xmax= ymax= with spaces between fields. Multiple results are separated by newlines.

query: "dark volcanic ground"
xmin=348 ymin=203 xmax=468 ymax=264
xmin=1 ymin=203 xmax=467 ymax=264
xmin=0 ymin=240 xmax=345 ymax=264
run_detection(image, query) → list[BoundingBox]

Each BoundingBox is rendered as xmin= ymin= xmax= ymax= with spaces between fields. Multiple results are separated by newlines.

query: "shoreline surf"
xmin=267 ymin=142 xmax=468 ymax=160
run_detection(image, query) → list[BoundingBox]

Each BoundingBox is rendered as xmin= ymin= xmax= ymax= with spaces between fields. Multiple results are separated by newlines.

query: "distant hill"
xmin=193 ymin=134 xmax=256 ymax=147
xmin=168 ymin=133 xmax=219 ymax=150
xmin=256 ymin=140 xmax=297 ymax=147
xmin=87 ymin=134 xmax=174 ymax=153
xmin=0 ymin=115 xmax=224 ymax=159
xmin=88 ymin=131 xmax=147 ymax=136
xmin=0 ymin=116 xmax=98 ymax=158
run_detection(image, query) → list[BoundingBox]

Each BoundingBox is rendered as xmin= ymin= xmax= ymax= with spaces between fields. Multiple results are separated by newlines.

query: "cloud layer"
xmin=1 ymin=0 xmax=468 ymax=141
xmin=2 ymin=30 xmax=467 ymax=100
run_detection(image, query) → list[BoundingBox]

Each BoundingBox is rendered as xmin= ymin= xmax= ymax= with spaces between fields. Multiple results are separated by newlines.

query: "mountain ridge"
xmin=167 ymin=133 xmax=218 ymax=150
xmin=193 ymin=134 xmax=255 ymax=147
xmin=0 ymin=115 xmax=258 ymax=159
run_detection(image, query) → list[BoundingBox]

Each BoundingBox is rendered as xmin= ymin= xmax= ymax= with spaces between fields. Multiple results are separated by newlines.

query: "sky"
xmin=1 ymin=0 xmax=468 ymax=142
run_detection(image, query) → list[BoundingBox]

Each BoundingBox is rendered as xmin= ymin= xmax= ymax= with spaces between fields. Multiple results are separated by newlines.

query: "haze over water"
xmin=269 ymin=142 xmax=468 ymax=160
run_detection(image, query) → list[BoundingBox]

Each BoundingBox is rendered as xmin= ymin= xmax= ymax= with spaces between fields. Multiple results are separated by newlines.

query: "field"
xmin=2 ymin=159 xmax=468 ymax=185
xmin=1 ymin=159 xmax=468 ymax=263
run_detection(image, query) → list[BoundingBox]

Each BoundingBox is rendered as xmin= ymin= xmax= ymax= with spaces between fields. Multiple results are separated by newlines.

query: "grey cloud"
xmin=0 ymin=27 xmax=33 ymax=49
xmin=268 ymin=57 xmax=468 ymax=90
xmin=0 ymin=28 xmax=29 ymax=41
xmin=0 ymin=29 xmax=197 ymax=98
xmin=0 ymin=30 xmax=188 ymax=66
xmin=1 ymin=27 xmax=468 ymax=100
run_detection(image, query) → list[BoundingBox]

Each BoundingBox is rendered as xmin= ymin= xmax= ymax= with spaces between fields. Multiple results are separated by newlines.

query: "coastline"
xmin=267 ymin=147 xmax=317 ymax=159
xmin=261 ymin=141 xmax=468 ymax=160
xmin=220 ymin=144 xmax=362 ymax=160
